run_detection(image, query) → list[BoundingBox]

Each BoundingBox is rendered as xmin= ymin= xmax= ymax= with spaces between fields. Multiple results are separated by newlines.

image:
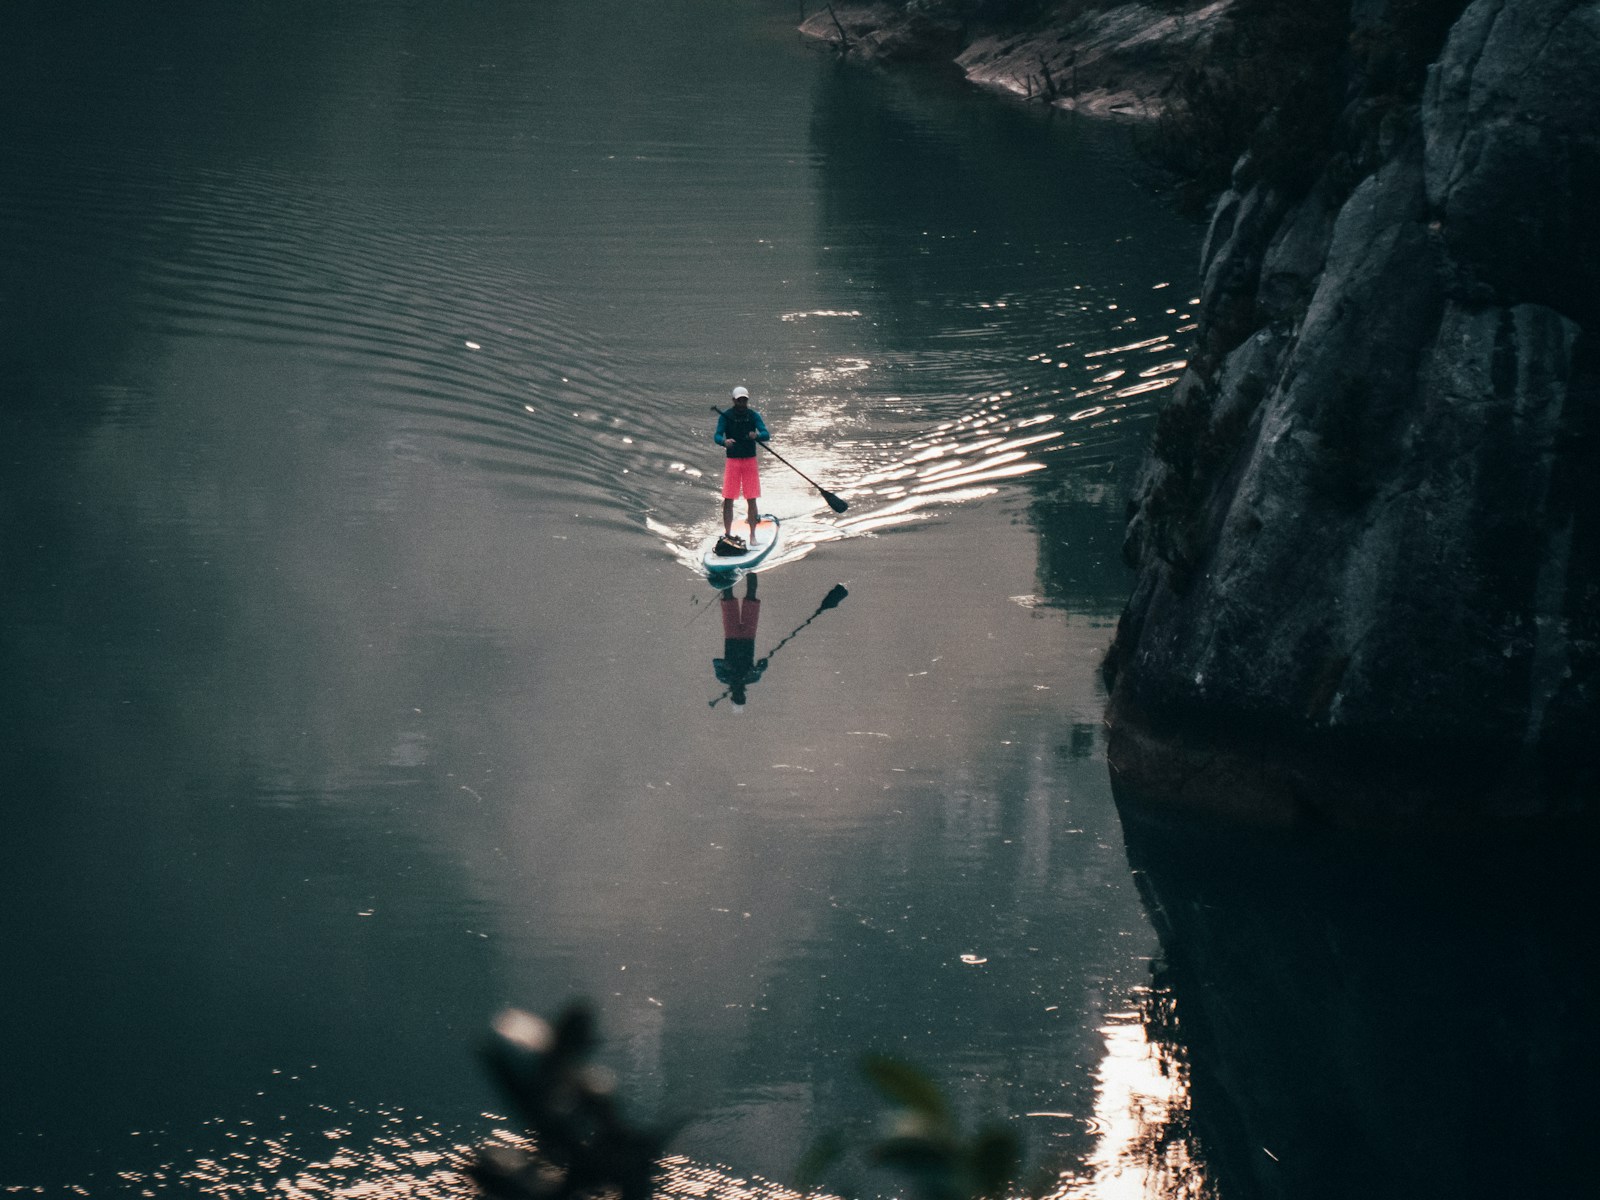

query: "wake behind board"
xmin=703 ymin=515 xmax=780 ymax=576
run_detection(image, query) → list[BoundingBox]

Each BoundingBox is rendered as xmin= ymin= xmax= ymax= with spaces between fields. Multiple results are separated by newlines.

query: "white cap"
xmin=730 ymin=703 xmax=746 ymax=713
xmin=731 ymin=386 xmax=750 ymax=400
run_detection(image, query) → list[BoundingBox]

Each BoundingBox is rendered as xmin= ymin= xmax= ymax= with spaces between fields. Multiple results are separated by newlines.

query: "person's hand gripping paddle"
xmin=710 ymin=405 xmax=848 ymax=513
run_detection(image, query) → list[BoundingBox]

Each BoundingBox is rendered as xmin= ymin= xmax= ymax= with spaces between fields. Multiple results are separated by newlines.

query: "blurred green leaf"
xmin=861 ymin=1056 xmax=952 ymax=1123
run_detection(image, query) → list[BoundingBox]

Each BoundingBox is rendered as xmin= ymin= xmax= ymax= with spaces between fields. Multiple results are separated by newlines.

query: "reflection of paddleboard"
xmin=703 ymin=515 xmax=780 ymax=575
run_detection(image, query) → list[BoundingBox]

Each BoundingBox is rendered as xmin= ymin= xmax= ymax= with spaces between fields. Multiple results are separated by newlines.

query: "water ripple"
xmin=13 ymin=140 xmax=1195 ymax=578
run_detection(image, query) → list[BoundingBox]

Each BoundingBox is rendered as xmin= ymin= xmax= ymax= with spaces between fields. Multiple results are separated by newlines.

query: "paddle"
xmin=709 ymin=584 xmax=850 ymax=708
xmin=711 ymin=405 xmax=849 ymax=513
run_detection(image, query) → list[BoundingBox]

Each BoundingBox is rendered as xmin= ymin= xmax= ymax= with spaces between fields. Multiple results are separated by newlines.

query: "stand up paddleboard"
xmin=703 ymin=515 xmax=780 ymax=576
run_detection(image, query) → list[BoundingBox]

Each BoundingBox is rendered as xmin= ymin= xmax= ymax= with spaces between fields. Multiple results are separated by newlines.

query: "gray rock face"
xmin=797 ymin=3 xmax=965 ymax=64
xmin=1425 ymin=0 xmax=1600 ymax=326
xmin=955 ymin=0 xmax=1234 ymax=117
xmin=798 ymin=2 xmax=1234 ymax=117
xmin=1107 ymin=0 xmax=1600 ymax=825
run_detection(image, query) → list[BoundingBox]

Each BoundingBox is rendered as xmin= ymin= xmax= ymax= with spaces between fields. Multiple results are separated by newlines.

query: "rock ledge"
xmin=799 ymin=1 xmax=1231 ymax=118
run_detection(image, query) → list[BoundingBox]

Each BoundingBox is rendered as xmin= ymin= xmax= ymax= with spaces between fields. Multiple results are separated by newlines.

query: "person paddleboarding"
xmin=713 ymin=386 xmax=770 ymax=543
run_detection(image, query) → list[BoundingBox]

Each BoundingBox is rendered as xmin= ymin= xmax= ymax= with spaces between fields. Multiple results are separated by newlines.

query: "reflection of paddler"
xmin=714 ymin=574 xmax=765 ymax=711
xmin=709 ymin=581 xmax=850 ymax=712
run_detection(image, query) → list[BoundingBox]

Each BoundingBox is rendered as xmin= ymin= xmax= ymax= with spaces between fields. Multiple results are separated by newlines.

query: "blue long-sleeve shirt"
xmin=714 ymin=408 xmax=769 ymax=458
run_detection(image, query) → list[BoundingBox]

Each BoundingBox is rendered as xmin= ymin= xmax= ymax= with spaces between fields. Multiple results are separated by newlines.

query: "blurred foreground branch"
xmin=471 ymin=1003 xmax=672 ymax=1200
xmin=471 ymin=1003 xmax=1026 ymax=1200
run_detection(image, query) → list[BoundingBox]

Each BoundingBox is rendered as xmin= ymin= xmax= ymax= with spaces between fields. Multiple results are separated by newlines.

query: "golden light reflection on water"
xmin=1046 ymin=992 xmax=1212 ymax=1200
xmin=49 ymin=1114 xmax=816 ymax=1200
xmin=24 ymin=1110 xmax=476 ymax=1198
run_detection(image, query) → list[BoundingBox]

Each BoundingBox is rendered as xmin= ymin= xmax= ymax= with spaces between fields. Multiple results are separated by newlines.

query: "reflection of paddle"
xmin=709 ymin=584 xmax=849 ymax=708
xmin=682 ymin=591 xmax=724 ymax=630
xmin=711 ymin=405 xmax=849 ymax=513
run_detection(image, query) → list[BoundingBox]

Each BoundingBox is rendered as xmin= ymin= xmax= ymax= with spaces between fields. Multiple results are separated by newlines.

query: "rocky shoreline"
xmin=799 ymin=1 xmax=1231 ymax=119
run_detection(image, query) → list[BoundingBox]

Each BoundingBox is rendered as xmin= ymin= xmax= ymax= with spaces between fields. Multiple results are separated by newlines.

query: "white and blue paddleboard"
xmin=703 ymin=515 xmax=780 ymax=576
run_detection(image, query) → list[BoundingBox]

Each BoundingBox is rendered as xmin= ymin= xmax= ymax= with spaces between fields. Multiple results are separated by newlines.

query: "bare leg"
xmin=722 ymin=497 xmax=734 ymax=537
xmin=747 ymin=498 xmax=760 ymax=536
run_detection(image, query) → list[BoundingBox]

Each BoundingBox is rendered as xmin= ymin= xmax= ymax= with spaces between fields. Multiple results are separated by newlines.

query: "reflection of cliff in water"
xmin=1116 ymin=792 xmax=1594 ymax=1200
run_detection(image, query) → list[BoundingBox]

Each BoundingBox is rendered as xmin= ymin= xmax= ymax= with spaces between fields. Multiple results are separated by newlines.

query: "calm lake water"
xmin=6 ymin=2 xmax=1583 ymax=1198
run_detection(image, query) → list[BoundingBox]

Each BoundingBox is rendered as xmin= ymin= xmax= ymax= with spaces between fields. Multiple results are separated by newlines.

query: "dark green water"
xmin=4 ymin=1 xmax=1219 ymax=1195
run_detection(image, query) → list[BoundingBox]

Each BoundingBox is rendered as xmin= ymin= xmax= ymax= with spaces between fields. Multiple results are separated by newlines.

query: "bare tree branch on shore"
xmin=827 ymin=3 xmax=851 ymax=52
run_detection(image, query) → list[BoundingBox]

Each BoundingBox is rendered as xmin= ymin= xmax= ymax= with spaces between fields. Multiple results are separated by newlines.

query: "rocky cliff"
xmin=1105 ymin=0 xmax=1600 ymax=827
xmin=799 ymin=2 xmax=1231 ymax=117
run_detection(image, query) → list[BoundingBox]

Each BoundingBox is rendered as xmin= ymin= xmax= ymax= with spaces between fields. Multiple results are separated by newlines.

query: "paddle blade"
xmin=822 ymin=489 xmax=849 ymax=513
xmin=820 ymin=584 xmax=848 ymax=610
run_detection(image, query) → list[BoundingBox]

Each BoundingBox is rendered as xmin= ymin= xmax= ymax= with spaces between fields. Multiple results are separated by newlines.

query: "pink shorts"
xmin=722 ymin=456 xmax=761 ymax=499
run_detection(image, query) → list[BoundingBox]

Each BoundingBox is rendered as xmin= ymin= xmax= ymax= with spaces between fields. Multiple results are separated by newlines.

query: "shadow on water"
xmin=1114 ymin=790 xmax=1596 ymax=1200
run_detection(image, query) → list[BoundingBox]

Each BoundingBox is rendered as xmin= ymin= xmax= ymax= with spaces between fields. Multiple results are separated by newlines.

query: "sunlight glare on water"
xmin=71 ymin=1110 xmax=821 ymax=1200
